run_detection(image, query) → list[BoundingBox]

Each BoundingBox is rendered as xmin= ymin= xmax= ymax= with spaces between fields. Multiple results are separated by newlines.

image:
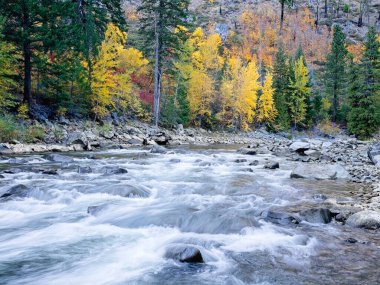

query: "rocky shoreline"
xmin=0 ymin=119 xmax=379 ymax=228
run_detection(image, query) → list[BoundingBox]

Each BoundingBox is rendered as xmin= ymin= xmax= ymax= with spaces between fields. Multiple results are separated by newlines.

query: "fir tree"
xmin=137 ymin=0 xmax=191 ymax=126
xmin=273 ymin=45 xmax=290 ymax=129
xmin=324 ymin=25 xmax=348 ymax=122
xmin=347 ymin=27 xmax=379 ymax=138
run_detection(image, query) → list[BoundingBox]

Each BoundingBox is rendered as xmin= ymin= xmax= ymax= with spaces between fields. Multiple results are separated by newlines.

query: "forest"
xmin=0 ymin=0 xmax=379 ymax=140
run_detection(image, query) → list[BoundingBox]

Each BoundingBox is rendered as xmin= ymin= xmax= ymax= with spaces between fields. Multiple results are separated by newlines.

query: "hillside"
xmin=125 ymin=0 xmax=380 ymax=43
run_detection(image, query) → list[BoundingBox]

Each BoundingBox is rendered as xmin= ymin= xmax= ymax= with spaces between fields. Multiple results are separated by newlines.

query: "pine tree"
xmin=273 ymin=45 xmax=290 ymax=129
xmin=257 ymin=72 xmax=278 ymax=123
xmin=0 ymin=17 xmax=17 ymax=112
xmin=137 ymin=0 xmax=191 ymax=126
xmin=324 ymin=25 xmax=348 ymax=122
xmin=347 ymin=27 xmax=379 ymax=138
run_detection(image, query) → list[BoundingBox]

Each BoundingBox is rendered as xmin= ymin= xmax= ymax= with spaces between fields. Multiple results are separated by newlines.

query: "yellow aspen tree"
xmin=257 ymin=72 xmax=277 ymax=123
xmin=289 ymin=57 xmax=310 ymax=127
xmin=219 ymin=56 xmax=260 ymax=130
xmin=116 ymin=48 xmax=149 ymax=116
xmin=187 ymin=29 xmax=224 ymax=126
xmin=91 ymin=23 xmax=126 ymax=118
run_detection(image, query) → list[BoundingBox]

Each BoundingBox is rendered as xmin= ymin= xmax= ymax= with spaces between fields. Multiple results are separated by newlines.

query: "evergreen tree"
xmin=324 ymin=25 xmax=348 ymax=122
xmin=138 ymin=0 xmax=191 ymax=126
xmin=347 ymin=27 xmax=379 ymax=138
xmin=0 ymin=17 xmax=17 ymax=112
xmin=273 ymin=45 xmax=290 ymax=129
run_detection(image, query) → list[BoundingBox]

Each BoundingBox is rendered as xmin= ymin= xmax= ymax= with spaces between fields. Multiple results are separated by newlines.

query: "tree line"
xmin=0 ymin=0 xmax=379 ymax=139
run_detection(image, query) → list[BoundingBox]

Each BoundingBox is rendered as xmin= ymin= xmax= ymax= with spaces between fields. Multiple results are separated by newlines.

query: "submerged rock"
xmin=300 ymin=208 xmax=333 ymax=224
xmin=238 ymin=148 xmax=257 ymax=155
xmin=346 ymin=210 xmax=380 ymax=229
xmin=262 ymin=210 xmax=300 ymax=225
xmin=165 ymin=245 xmax=204 ymax=263
xmin=44 ymin=154 xmax=74 ymax=163
xmin=0 ymin=184 xmax=29 ymax=200
xmin=151 ymin=145 xmax=167 ymax=154
xmin=77 ymin=166 xmax=92 ymax=174
xmin=102 ymin=167 xmax=128 ymax=175
xmin=264 ymin=161 xmax=279 ymax=169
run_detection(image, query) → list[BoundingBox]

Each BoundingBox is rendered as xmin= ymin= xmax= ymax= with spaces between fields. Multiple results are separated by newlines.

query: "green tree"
xmin=273 ymin=45 xmax=290 ymax=129
xmin=324 ymin=25 xmax=348 ymax=122
xmin=138 ymin=0 xmax=191 ymax=126
xmin=347 ymin=27 xmax=379 ymax=139
xmin=0 ymin=17 xmax=17 ymax=112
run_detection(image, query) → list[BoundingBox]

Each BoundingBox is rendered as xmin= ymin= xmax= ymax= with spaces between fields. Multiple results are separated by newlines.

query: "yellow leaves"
xmin=219 ymin=56 xmax=261 ymax=130
xmin=192 ymin=32 xmax=224 ymax=71
xmin=347 ymin=43 xmax=364 ymax=63
xmin=257 ymin=72 xmax=277 ymax=123
xmin=90 ymin=23 xmax=147 ymax=118
xmin=188 ymin=69 xmax=214 ymax=123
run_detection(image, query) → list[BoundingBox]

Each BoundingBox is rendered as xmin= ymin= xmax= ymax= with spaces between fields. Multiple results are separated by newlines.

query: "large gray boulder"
xmin=289 ymin=142 xmax=310 ymax=153
xmin=368 ymin=142 xmax=380 ymax=166
xmin=346 ymin=210 xmax=380 ymax=229
xmin=290 ymin=164 xmax=350 ymax=180
xmin=300 ymin=208 xmax=333 ymax=224
xmin=164 ymin=245 xmax=204 ymax=263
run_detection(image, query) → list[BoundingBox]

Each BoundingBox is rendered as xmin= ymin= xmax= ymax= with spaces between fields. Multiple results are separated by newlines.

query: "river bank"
xmin=0 ymin=119 xmax=379 ymax=225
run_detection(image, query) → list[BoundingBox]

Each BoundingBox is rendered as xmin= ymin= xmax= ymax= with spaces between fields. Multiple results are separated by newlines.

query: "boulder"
xmin=66 ymin=132 xmax=87 ymax=146
xmin=262 ymin=210 xmax=300 ymax=225
xmin=0 ymin=184 xmax=29 ymax=199
xmin=151 ymin=145 xmax=167 ymax=154
xmin=290 ymin=164 xmax=350 ymax=180
xmin=264 ymin=161 xmax=279 ymax=170
xmin=44 ymin=154 xmax=74 ymax=163
xmin=42 ymin=169 xmax=58 ymax=175
xmin=300 ymin=208 xmax=333 ymax=224
xmin=249 ymin=160 xmax=259 ymax=166
xmin=289 ymin=142 xmax=310 ymax=154
xmin=3 ymin=168 xmax=23 ymax=174
xmin=164 ymin=245 xmax=204 ymax=263
xmin=238 ymin=148 xmax=257 ymax=155
xmin=346 ymin=210 xmax=380 ymax=229
xmin=368 ymin=142 xmax=380 ymax=166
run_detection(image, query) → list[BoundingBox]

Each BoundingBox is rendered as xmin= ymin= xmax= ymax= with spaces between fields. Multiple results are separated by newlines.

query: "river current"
xmin=0 ymin=146 xmax=379 ymax=285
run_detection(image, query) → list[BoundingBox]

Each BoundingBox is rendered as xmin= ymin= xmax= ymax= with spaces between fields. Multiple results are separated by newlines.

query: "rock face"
xmin=368 ymin=142 xmax=380 ymax=166
xmin=164 ymin=245 xmax=204 ymax=263
xmin=290 ymin=164 xmax=350 ymax=180
xmin=346 ymin=210 xmax=380 ymax=229
xmin=300 ymin=208 xmax=333 ymax=224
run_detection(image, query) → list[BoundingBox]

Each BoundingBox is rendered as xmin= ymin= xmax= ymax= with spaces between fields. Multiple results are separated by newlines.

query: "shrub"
xmin=0 ymin=114 xmax=19 ymax=142
xmin=17 ymin=103 xmax=29 ymax=120
xmin=24 ymin=124 xmax=45 ymax=143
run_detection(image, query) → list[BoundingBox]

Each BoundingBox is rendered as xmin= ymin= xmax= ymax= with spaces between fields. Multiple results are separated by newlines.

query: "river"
xmin=0 ymin=146 xmax=379 ymax=285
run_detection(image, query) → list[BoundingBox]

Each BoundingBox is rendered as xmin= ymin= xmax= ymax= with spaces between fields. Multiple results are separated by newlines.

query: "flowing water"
xmin=0 ymin=146 xmax=379 ymax=285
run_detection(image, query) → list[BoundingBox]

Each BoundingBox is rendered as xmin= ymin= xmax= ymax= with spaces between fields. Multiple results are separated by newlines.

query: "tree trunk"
xmin=280 ymin=1 xmax=285 ymax=34
xmin=153 ymin=13 xmax=161 ymax=127
xmin=324 ymin=0 xmax=328 ymax=17
xmin=358 ymin=2 xmax=363 ymax=27
xmin=22 ymin=5 xmax=32 ymax=107
xmin=315 ymin=0 xmax=320 ymax=26
xmin=332 ymin=82 xmax=338 ymax=122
